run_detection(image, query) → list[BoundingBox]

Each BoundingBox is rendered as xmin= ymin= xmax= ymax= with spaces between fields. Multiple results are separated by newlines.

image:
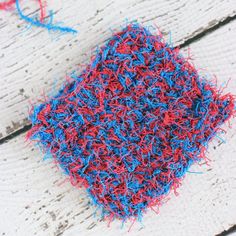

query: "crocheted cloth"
xmin=28 ymin=24 xmax=235 ymax=222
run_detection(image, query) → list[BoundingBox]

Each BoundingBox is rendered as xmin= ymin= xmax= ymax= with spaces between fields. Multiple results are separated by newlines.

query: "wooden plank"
xmin=0 ymin=121 xmax=235 ymax=235
xmin=1 ymin=19 xmax=236 ymax=236
xmin=1 ymin=0 xmax=236 ymax=138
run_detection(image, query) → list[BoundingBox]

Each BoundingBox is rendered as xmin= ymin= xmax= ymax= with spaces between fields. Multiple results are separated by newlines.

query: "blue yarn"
xmin=15 ymin=0 xmax=77 ymax=34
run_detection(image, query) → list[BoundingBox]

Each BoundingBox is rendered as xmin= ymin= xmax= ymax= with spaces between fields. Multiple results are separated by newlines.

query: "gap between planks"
xmin=1 ymin=13 xmax=236 ymax=145
xmin=1 ymin=0 xmax=236 ymax=139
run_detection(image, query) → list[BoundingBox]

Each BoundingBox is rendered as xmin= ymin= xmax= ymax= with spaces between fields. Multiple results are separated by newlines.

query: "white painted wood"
xmin=0 ymin=122 xmax=236 ymax=236
xmin=1 ymin=0 xmax=236 ymax=138
xmin=1 ymin=18 xmax=236 ymax=236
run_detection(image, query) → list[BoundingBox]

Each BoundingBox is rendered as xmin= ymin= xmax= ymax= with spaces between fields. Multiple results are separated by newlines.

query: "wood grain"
xmin=1 ymin=0 xmax=236 ymax=138
xmin=0 ymin=18 xmax=236 ymax=236
xmin=0 ymin=121 xmax=235 ymax=236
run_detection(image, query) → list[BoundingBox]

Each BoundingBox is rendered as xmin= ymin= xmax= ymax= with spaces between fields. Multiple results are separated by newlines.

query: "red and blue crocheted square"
xmin=28 ymin=24 xmax=235 ymax=221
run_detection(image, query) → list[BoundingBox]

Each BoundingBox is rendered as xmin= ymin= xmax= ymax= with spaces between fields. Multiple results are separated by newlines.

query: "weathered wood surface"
xmin=1 ymin=0 xmax=236 ymax=139
xmin=0 ymin=124 xmax=236 ymax=236
xmin=1 ymin=9 xmax=236 ymax=235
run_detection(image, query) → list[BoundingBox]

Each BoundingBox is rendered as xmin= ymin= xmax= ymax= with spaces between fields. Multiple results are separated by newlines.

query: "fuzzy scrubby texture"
xmin=28 ymin=24 xmax=235 ymax=222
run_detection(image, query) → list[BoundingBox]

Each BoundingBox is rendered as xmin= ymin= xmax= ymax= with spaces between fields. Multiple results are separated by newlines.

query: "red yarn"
xmin=0 ymin=0 xmax=15 ymax=10
xmin=0 ymin=0 xmax=46 ymax=23
xmin=38 ymin=0 xmax=46 ymax=23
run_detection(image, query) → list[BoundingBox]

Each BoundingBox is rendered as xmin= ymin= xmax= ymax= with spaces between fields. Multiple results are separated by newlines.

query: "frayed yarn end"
xmin=1 ymin=0 xmax=77 ymax=34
